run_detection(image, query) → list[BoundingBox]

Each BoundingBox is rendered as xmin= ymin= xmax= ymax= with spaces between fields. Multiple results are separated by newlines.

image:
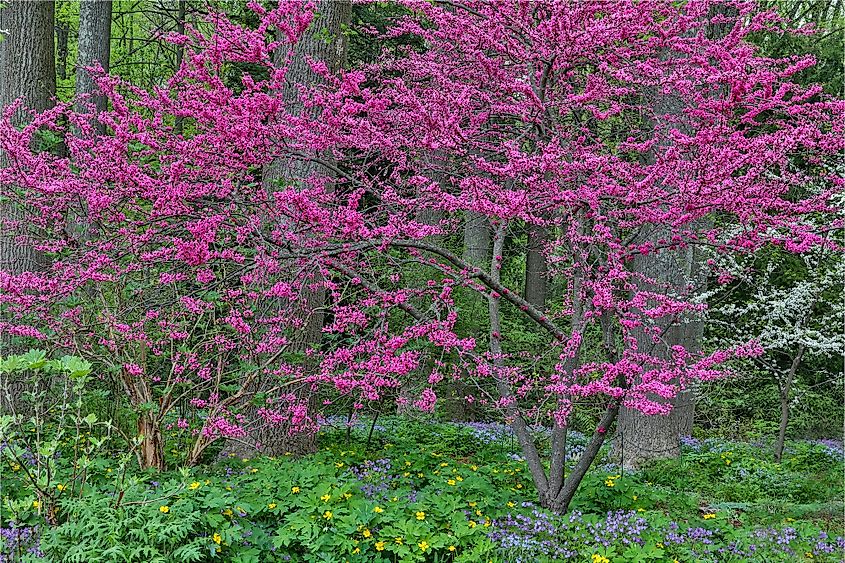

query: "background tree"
xmin=0 ymin=0 xmax=56 ymax=414
xmin=74 ymin=0 xmax=112 ymax=136
xmin=707 ymin=243 xmax=844 ymax=461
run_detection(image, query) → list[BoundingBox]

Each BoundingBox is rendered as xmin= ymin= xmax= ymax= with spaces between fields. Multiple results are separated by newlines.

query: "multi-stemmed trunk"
xmin=486 ymin=220 xmax=622 ymax=513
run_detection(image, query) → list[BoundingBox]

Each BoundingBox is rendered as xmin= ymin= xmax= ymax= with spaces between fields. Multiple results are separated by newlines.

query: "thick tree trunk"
xmin=524 ymin=223 xmax=548 ymax=310
xmin=0 ymin=0 xmax=56 ymax=414
xmin=616 ymin=239 xmax=703 ymax=469
xmin=56 ymin=10 xmax=69 ymax=81
xmin=75 ymin=0 xmax=112 ymax=135
xmin=614 ymin=6 xmax=737 ymax=469
xmin=463 ymin=211 xmax=490 ymax=267
xmin=137 ymin=411 xmax=165 ymax=471
xmin=223 ymin=0 xmax=351 ymax=458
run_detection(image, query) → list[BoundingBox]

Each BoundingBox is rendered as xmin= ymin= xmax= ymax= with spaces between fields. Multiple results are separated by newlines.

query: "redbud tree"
xmin=0 ymin=1 xmax=841 ymax=512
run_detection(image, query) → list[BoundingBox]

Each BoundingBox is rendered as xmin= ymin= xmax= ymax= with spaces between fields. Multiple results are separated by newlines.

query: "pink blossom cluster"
xmin=0 ymin=0 xmax=841 ymax=459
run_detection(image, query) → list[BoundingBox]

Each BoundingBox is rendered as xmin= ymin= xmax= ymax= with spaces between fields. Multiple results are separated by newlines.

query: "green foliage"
xmin=639 ymin=439 xmax=844 ymax=509
xmin=3 ymin=416 xmax=843 ymax=562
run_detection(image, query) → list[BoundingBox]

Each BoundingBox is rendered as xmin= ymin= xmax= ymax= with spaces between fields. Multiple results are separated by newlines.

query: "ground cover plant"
xmin=0 ymin=0 xmax=843 ymax=561
xmin=1 ymin=415 xmax=843 ymax=562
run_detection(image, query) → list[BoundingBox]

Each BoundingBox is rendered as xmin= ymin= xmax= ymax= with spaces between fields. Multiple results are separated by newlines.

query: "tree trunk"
xmin=223 ymin=0 xmax=351 ymax=458
xmin=137 ymin=411 xmax=165 ymax=471
xmin=611 ymin=7 xmax=740 ymax=466
xmin=463 ymin=211 xmax=490 ymax=267
xmin=775 ymin=343 xmax=805 ymax=462
xmin=56 ymin=7 xmax=69 ymax=82
xmin=75 ymin=0 xmax=112 ymax=135
xmin=524 ymin=223 xmax=548 ymax=310
xmin=174 ymin=0 xmax=186 ymax=135
xmin=0 ymin=0 xmax=56 ymax=415
xmin=616 ymin=238 xmax=703 ymax=469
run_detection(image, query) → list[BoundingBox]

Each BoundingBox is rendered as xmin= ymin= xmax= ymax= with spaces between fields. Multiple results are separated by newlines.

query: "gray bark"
xmin=616 ymin=237 xmax=704 ymax=469
xmin=614 ymin=7 xmax=736 ymax=467
xmin=0 ymin=0 xmax=56 ymax=414
xmin=0 ymin=1 xmax=55 ymax=116
xmin=75 ymin=0 xmax=112 ymax=136
xmin=463 ymin=211 xmax=490 ymax=267
xmin=524 ymin=224 xmax=548 ymax=310
xmin=56 ymin=7 xmax=69 ymax=81
xmin=224 ymin=0 xmax=351 ymax=458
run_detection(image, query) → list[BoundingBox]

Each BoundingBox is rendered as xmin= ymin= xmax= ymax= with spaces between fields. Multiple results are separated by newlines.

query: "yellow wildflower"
xmin=449 ymin=545 xmax=456 ymax=551
xmin=703 ymin=513 xmax=716 ymax=520
xmin=362 ymin=528 xmax=371 ymax=538
xmin=415 ymin=511 xmax=425 ymax=520
xmin=159 ymin=505 xmax=170 ymax=514
xmin=291 ymin=486 xmax=300 ymax=493
xmin=447 ymin=479 xmax=456 ymax=486
xmin=418 ymin=540 xmax=429 ymax=552
xmin=468 ymin=520 xmax=477 ymax=528
xmin=395 ymin=537 xmax=403 ymax=545
xmin=212 ymin=533 xmax=221 ymax=545
xmin=373 ymin=506 xmax=384 ymax=513
xmin=375 ymin=541 xmax=386 ymax=551
xmin=56 ymin=484 xmax=66 ymax=492
xmin=591 ymin=555 xmax=610 ymax=563
xmin=32 ymin=500 xmax=40 ymax=508
xmin=189 ymin=481 xmax=201 ymax=490
xmin=321 ymin=493 xmax=331 ymax=502
xmin=268 ymin=503 xmax=277 ymax=510
xmin=323 ymin=510 xmax=333 ymax=519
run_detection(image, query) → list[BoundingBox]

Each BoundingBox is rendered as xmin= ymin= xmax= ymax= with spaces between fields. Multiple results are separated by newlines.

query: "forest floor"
xmin=2 ymin=418 xmax=843 ymax=562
